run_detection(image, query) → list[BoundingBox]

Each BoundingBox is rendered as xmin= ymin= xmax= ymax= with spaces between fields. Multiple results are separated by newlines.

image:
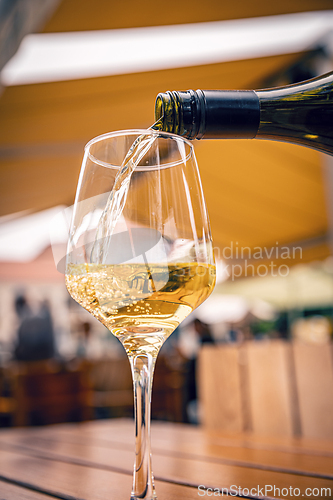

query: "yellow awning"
xmin=0 ymin=1 xmax=331 ymax=266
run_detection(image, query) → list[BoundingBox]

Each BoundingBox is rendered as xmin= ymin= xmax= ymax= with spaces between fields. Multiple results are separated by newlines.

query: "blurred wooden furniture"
xmin=198 ymin=344 xmax=244 ymax=432
xmin=4 ymin=355 xmax=188 ymax=426
xmin=198 ymin=340 xmax=333 ymax=439
xmin=88 ymin=355 xmax=186 ymax=422
xmin=0 ymin=367 xmax=16 ymax=422
xmin=293 ymin=342 xmax=333 ymax=439
xmin=245 ymin=341 xmax=295 ymax=436
xmin=10 ymin=360 xmax=92 ymax=426
xmin=88 ymin=356 xmax=133 ymax=417
xmin=0 ymin=418 xmax=332 ymax=499
xmin=152 ymin=355 xmax=186 ymax=422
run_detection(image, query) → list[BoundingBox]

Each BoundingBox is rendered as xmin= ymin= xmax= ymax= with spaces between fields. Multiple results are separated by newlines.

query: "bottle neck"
xmin=155 ymin=90 xmax=260 ymax=139
xmin=155 ymin=72 xmax=333 ymax=154
xmin=255 ymin=72 xmax=333 ymax=154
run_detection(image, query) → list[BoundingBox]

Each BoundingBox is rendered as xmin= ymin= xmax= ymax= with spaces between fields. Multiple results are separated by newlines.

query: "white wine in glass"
xmin=65 ymin=129 xmax=216 ymax=499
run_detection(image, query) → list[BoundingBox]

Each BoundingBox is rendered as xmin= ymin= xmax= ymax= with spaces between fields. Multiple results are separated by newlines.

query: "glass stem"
xmin=129 ymin=353 xmax=157 ymax=500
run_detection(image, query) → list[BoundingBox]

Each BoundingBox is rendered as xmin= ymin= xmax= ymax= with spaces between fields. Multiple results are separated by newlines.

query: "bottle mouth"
xmin=154 ymin=91 xmax=180 ymax=135
xmin=155 ymin=90 xmax=204 ymax=139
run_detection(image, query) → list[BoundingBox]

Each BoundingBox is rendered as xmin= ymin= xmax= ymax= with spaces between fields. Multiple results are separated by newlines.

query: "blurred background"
xmin=0 ymin=0 xmax=333 ymax=438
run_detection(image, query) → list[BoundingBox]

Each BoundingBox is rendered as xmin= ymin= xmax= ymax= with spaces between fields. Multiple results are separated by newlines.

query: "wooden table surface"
xmin=0 ymin=419 xmax=332 ymax=499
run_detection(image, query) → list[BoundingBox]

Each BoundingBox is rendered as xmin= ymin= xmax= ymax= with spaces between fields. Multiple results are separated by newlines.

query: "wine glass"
xmin=65 ymin=129 xmax=216 ymax=499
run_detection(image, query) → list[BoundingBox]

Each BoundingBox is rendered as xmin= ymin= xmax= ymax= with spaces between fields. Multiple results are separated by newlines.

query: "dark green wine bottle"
xmin=154 ymin=71 xmax=333 ymax=155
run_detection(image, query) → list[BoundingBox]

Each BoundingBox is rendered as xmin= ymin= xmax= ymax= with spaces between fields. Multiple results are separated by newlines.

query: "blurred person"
xmin=194 ymin=318 xmax=215 ymax=344
xmin=14 ymin=295 xmax=56 ymax=362
xmin=14 ymin=294 xmax=30 ymax=319
xmin=76 ymin=321 xmax=92 ymax=358
xmin=228 ymin=325 xmax=240 ymax=342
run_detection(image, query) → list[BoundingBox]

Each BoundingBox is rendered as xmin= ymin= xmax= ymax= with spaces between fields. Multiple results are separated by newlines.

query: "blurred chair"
xmin=88 ymin=357 xmax=133 ymax=417
xmin=11 ymin=360 xmax=92 ymax=426
xmin=152 ymin=355 xmax=186 ymax=422
xmin=245 ymin=341 xmax=295 ymax=437
xmin=198 ymin=344 xmax=244 ymax=433
xmin=88 ymin=355 xmax=186 ymax=422
xmin=198 ymin=340 xmax=333 ymax=439
xmin=293 ymin=342 xmax=333 ymax=440
xmin=0 ymin=367 xmax=16 ymax=425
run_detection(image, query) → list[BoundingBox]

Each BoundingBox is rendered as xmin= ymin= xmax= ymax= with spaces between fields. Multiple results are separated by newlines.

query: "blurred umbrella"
xmin=194 ymin=293 xmax=277 ymax=324
xmin=40 ymin=0 xmax=333 ymax=32
xmin=195 ymin=294 xmax=250 ymax=324
xmin=215 ymin=260 xmax=333 ymax=310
